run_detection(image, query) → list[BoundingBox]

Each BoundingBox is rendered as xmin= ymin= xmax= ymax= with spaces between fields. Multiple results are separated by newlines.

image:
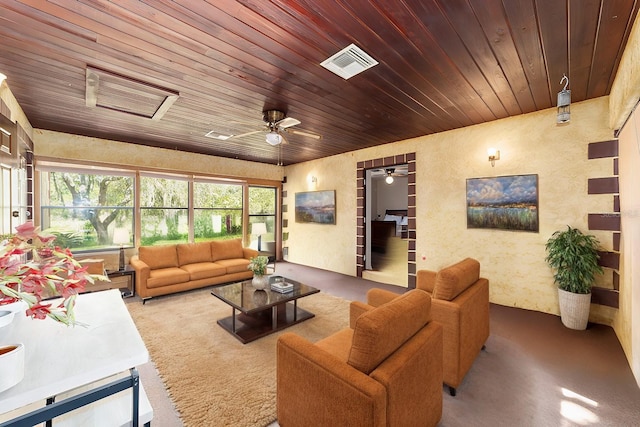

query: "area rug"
xmin=126 ymin=288 xmax=350 ymax=427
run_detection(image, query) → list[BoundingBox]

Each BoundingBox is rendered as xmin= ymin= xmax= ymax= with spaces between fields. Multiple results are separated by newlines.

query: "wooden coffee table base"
xmin=217 ymin=301 xmax=315 ymax=344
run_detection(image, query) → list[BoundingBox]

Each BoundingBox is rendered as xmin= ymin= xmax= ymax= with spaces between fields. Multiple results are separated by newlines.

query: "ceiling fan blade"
xmin=230 ymin=129 xmax=263 ymax=139
xmin=286 ymin=128 xmax=322 ymax=140
xmin=276 ymin=117 xmax=301 ymax=128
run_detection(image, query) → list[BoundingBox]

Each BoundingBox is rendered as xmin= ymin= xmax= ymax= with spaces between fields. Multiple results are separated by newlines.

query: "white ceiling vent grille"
xmin=204 ymin=130 xmax=233 ymax=140
xmin=320 ymin=44 xmax=378 ymax=79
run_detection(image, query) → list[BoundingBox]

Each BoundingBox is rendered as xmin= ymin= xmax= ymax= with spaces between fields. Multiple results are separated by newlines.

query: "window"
xmin=140 ymin=174 xmax=189 ymax=245
xmin=39 ymin=162 xmax=280 ymax=254
xmin=39 ymin=167 xmax=134 ymax=251
xmin=193 ymin=180 xmax=243 ymax=241
xmin=248 ymin=186 xmax=276 ymax=254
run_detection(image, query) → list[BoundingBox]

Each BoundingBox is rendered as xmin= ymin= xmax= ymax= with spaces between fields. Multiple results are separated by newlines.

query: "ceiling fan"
xmin=370 ymin=165 xmax=408 ymax=177
xmin=370 ymin=165 xmax=409 ymax=184
xmin=228 ymin=110 xmax=322 ymax=146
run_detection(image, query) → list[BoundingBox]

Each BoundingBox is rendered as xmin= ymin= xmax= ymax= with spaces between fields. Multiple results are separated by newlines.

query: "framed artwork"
xmin=466 ymin=174 xmax=539 ymax=232
xmin=295 ymin=190 xmax=336 ymax=224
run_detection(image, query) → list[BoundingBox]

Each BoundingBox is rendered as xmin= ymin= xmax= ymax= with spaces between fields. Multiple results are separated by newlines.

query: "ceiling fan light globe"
xmin=266 ymin=131 xmax=282 ymax=146
xmin=385 ymin=175 xmax=394 ymax=184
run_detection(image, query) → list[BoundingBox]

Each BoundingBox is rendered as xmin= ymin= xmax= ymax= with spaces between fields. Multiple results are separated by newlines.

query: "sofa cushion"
xmin=348 ymin=289 xmax=431 ymax=375
xmin=180 ymin=262 xmax=226 ymax=281
xmin=432 ymin=258 xmax=480 ymax=301
xmin=146 ymin=267 xmax=190 ymax=288
xmin=177 ymin=242 xmax=212 ymax=266
xmin=210 ymin=239 xmax=244 ymax=261
xmin=139 ymin=245 xmax=179 ymax=270
xmin=215 ymin=258 xmax=251 ymax=274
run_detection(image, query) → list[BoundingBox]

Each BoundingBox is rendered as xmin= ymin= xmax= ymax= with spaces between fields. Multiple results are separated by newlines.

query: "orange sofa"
xmin=417 ymin=257 xmax=490 ymax=396
xmin=277 ymin=289 xmax=443 ymax=427
xmin=130 ymin=239 xmax=258 ymax=302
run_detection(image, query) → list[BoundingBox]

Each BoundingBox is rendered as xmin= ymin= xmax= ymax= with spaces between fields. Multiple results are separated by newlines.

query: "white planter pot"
xmin=0 ymin=343 xmax=25 ymax=393
xmin=0 ymin=309 xmax=16 ymax=329
xmin=558 ymin=288 xmax=591 ymax=330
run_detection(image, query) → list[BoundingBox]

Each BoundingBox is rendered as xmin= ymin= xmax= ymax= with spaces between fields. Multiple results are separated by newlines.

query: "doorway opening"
xmin=356 ymin=153 xmax=417 ymax=288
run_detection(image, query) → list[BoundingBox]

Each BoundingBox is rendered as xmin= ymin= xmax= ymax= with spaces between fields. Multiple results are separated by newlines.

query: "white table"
xmin=0 ymin=290 xmax=153 ymax=426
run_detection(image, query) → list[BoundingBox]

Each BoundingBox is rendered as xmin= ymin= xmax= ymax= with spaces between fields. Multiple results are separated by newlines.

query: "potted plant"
xmin=545 ymin=226 xmax=603 ymax=330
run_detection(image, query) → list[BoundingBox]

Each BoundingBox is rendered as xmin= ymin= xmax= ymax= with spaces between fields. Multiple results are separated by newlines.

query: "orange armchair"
xmin=276 ymin=289 xmax=443 ymax=427
xmin=417 ymin=257 xmax=490 ymax=396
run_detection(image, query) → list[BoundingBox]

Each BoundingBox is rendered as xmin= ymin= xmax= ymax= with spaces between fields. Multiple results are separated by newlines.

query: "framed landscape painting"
xmin=295 ymin=190 xmax=336 ymax=224
xmin=466 ymin=174 xmax=539 ymax=232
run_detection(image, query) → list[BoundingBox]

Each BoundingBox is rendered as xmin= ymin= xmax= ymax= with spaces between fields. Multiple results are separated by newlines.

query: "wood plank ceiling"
xmin=0 ymin=0 xmax=637 ymax=166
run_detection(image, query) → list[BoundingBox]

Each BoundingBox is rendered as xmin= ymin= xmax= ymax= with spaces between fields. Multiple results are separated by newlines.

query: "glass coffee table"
xmin=210 ymin=276 xmax=320 ymax=344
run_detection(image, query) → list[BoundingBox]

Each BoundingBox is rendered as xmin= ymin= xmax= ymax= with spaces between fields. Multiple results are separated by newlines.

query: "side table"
xmin=106 ymin=266 xmax=136 ymax=298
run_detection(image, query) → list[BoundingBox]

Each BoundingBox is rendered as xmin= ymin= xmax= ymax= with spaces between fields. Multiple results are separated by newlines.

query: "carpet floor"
xmin=127 ymin=287 xmax=349 ymax=427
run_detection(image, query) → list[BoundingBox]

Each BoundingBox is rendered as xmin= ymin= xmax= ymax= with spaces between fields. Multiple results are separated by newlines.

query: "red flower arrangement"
xmin=0 ymin=221 xmax=105 ymax=325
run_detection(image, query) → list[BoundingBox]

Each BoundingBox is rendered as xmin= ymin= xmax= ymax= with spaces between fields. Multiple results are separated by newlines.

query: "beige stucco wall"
xmin=0 ymin=80 xmax=33 ymax=139
xmin=617 ymin=111 xmax=640 ymax=387
xmin=609 ymin=12 xmax=640 ymax=131
xmin=34 ymin=129 xmax=283 ymax=181
xmin=608 ymin=12 xmax=640 ymax=387
xmin=284 ymin=98 xmax=615 ymax=324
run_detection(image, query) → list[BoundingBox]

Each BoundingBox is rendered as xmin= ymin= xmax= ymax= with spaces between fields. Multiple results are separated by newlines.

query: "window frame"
xmin=36 ymin=161 xmax=281 ymax=257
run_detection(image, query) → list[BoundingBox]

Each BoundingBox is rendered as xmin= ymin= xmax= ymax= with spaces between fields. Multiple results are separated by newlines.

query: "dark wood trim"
xmin=597 ymin=251 xmax=620 ymax=270
xmin=588 ymin=214 xmax=620 ymax=231
xmin=591 ymin=287 xmax=619 ymax=308
xmin=587 ymin=177 xmax=618 ymax=194
xmin=588 ymin=140 xmax=619 ymax=159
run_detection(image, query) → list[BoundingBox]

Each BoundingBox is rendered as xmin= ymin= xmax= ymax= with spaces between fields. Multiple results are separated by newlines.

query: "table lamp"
xmin=252 ymin=222 xmax=267 ymax=252
xmin=113 ymin=228 xmax=129 ymax=271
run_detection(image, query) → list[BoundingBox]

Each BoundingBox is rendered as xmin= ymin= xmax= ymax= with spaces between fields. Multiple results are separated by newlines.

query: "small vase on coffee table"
xmin=252 ymin=275 xmax=268 ymax=290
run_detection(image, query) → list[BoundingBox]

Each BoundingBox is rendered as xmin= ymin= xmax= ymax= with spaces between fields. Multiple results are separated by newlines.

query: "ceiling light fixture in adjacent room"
xmin=385 ymin=168 xmax=394 ymax=184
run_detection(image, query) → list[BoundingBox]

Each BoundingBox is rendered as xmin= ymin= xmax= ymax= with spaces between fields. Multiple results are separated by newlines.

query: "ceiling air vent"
xmin=320 ymin=43 xmax=378 ymax=79
xmin=205 ymin=131 xmax=233 ymax=140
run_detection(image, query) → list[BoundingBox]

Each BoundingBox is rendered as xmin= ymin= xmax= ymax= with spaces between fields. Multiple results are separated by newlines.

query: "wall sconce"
xmin=488 ymin=148 xmax=500 ymax=167
xmin=311 ymin=176 xmax=317 ymax=184
xmin=557 ymin=74 xmax=570 ymax=124
xmin=112 ymin=228 xmax=129 ymax=271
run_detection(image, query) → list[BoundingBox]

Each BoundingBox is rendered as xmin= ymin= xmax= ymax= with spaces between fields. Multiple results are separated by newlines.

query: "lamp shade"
xmin=252 ymin=222 xmax=267 ymax=236
xmin=113 ymin=228 xmax=129 ymax=245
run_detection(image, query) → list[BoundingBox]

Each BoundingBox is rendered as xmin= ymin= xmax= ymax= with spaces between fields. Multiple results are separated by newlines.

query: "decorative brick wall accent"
xmin=357 ymin=153 xmax=417 ymax=288
xmin=587 ymin=139 xmax=620 ymax=308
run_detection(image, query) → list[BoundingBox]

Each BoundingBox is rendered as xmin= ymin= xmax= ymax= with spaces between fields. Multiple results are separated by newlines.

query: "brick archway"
xmin=356 ymin=153 xmax=417 ymax=288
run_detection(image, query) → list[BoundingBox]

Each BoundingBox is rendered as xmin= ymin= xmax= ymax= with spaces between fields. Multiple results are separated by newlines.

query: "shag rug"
xmin=126 ymin=287 xmax=350 ymax=427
